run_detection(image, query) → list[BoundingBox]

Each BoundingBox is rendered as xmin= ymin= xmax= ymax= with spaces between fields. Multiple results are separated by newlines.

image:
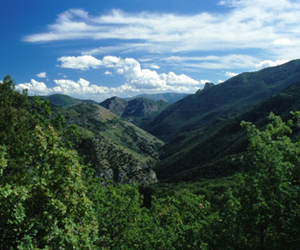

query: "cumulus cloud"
xmin=36 ymin=72 xmax=47 ymax=78
xmin=17 ymin=55 xmax=208 ymax=101
xmin=104 ymin=71 xmax=113 ymax=75
xmin=255 ymin=59 xmax=288 ymax=69
xmin=16 ymin=76 xmax=201 ymax=101
xmin=57 ymin=55 xmax=204 ymax=91
xmin=225 ymin=71 xmax=238 ymax=77
xmin=58 ymin=55 xmax=102 ymax=70
xmin=52 ymin=78 xmax=109 ymax=95
xmin=16 ymin=79 xmax=51 ymax=95
xmin=16 ymin=78 xmax=111 ymax=100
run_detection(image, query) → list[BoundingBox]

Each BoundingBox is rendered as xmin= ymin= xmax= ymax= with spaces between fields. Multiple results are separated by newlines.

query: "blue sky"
xmin=1 ymin=0 xmax=300 ymax=101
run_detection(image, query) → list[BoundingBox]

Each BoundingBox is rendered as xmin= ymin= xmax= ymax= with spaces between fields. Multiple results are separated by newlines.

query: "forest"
xmin=1 ymin=75 xmax=300 ymax=249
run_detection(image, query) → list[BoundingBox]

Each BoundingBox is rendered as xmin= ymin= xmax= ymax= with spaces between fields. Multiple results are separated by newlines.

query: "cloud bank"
xmin=17 ymin=55 xmax=207 ymax=101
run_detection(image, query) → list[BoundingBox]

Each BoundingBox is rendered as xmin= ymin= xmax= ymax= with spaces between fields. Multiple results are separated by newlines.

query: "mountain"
xmin=131 ymin=93 xmax=189 ymax=103
xmin=52 ymin=103 xmax=164 ymax=184
xmin=42 ymin=93 xmax=97 ymax=107
xmin=100 ymin=96 xmax=170 ymax=127
xmin=99 ymin=96 xmax=127 ymax=116
xmin=155 ymin=79 xmax=300 ymax=182
xmin=146 ymin=59 xmax=300 ymax=142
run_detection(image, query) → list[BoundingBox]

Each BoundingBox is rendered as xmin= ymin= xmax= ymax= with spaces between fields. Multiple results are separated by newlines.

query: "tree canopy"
xmin=1 ymin=75 xmax=300 ymax=249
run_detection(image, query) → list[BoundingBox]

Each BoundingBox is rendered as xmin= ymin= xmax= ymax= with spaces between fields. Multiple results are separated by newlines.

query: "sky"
xmin=1 ymin=0 xmax=300 ymax=101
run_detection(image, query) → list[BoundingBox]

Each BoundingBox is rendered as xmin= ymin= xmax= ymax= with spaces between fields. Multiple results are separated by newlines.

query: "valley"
xmin=2 ymin=60 xmax=300 ymax=249
xmin=43 ymin=59 xmax=300 ymax=185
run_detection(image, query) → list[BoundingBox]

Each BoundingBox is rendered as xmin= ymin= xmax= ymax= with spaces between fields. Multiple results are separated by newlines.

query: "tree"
xmin=212 ymin=113 xmax=300 ymax=250
xmin=0 ymin=76 xmax=98 ymax=249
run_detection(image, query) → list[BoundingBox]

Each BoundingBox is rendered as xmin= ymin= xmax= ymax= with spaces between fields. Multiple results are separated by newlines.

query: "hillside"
xmin=146 ymin=59 xmax=300 ymax=141
xmin=156 ymin=80 xmax=300 ymax=181
xmin=52 ymin=103 xmax=164 ymax=184
xmin=42 ymin=93 xmax=97 ymax=107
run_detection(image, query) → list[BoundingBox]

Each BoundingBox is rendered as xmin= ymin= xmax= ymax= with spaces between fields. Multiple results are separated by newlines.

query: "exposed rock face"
xmin=78 ymin=136 xmax=158 ymax=185
xmin=202 ymin=82 xmax=215 ymax=91
xmin=196 ymin=82 xmax=215 ymax=94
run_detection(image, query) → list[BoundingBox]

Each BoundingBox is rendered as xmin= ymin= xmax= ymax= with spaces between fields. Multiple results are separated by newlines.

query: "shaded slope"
xmin=156 ymin=80 xmax=300 ymax=182
xmin=147 ymin=59 xmax=300 ymax=141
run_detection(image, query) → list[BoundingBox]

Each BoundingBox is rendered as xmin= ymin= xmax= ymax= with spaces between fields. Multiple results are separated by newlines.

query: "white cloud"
xmin=52 ymin=78 xmax=109 ymax=95
xmin=17 ymin=55 xmax=208 ymax=101
xmin=16 ymin=76 xmax=201 ymax=101
xmin=273 ymin=38 xmax=292 ymax=46
xmin=199 ymin=79 xmax=211 ymax=84
xmin=150 ymin=65 xmax=160 ymax=69
xmin=255 ymin=59 xmax=288 ymax=69
xmin=57 ymin=55 xmax=204 ymax=91
xmin=160 ymin=54 xmax=259 ymax=70
xmin=36 ymin=72 xmax=47 ymax=78
xmin=58 ymin=55 xmax=102 ymax=70
xmin=104 ymin=71 xmax=112 ymax=75
xmin=218 ymin=80 xmax=224 ymax=84
xmin=225 ymin=71 xmax=238 ymax=77
xmin=23 ymin=2 xmax=300 ymax=59
xmin=16 ymin=79 xmax=51 ymax=95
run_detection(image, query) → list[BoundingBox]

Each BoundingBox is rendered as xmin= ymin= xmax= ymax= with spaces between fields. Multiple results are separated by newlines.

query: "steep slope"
xmin=100 ymin=97 xmax=170 ymax=127
xmin=147 ymin=59 xmax=300 ymax=141
xmin=156 ymin=80 xmax=300 ymax=182
xmin=53 ymin=103 xmax=164 ymax=184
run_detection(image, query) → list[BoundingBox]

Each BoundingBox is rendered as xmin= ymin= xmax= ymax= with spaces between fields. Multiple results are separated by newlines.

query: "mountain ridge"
xmin=155 ymin=79 xmax=300 ymax=181
xmin=146 ymin=59 xmax=300 ymax=141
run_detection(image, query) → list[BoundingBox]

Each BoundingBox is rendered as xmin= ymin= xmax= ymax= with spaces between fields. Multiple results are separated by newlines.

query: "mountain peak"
xmin=203 ymin=82 xmax=215 ymax=91
xmin=196 ymin=82 xmax=215 ymax=94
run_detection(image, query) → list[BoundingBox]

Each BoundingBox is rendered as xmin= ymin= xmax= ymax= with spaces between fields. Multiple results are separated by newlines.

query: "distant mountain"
xmin=100 ymin=96 xmax=170 ymax=127
xmin=146 ymin=59 xmax=300 ymax=141
xmin=131 ymin=93 xmax=189 ymax=103
xmin=99 ymin=96 xmax=127 ymax=116
xmin=42 ymin=94 xmax=97 ymax=107
xmin=52 ymin=103 xmax=164 ymax=184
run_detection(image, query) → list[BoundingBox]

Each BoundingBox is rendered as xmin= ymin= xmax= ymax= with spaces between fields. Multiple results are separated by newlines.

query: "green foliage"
xmin=89 ymin=180 xmax=212 ymax=250
xmin=210 ymin=112 xmax=300 ymax=249
xmin=0 ymin=76 xmax=97 ymax=249
xmin=3 ymin=75 xmax=300 ymax=249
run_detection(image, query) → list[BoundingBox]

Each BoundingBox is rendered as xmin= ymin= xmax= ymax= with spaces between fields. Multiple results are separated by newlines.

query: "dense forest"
xmin=1 ymin=75 xmax=300 ymax=249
